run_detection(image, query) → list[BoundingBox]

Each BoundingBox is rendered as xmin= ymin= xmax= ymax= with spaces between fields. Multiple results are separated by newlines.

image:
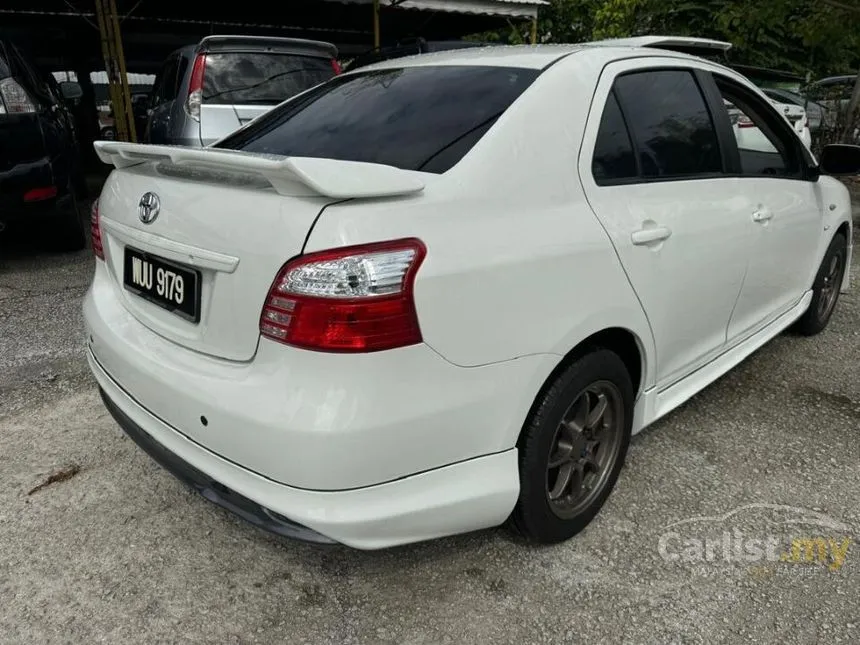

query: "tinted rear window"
xmin=614 ymin=70 xmax=722 ymax=178
xmin=216 ymin=65 xmax=538 ymax=174
xmin=203 ymin=53 xmax=335 ymax=105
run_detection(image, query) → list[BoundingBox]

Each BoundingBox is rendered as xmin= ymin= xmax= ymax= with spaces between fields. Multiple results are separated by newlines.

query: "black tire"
xmin=793 ymin=232 xmax=847 ymax=336
xmin=45 ymin=187 xmax=86 ymax=252
xmin=509 ymin=349 xmax=634 ymax=544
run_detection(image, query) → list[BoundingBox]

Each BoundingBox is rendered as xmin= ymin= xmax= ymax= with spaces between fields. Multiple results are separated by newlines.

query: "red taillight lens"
xmin=23 ymin=186 xmax=57 ymax=202
xmin=91 ymin=199 xmax=104 ymax=260
xmin=331 ymin=58 xmax=342 ymax=75
xmin=185 ymin=53 xmax=206 ymax=121
xmin=260 ymin=239 xmax=426 ymax=352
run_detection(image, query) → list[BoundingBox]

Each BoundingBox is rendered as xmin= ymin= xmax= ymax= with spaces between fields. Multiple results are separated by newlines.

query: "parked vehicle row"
xmin=0 ymin=34 xmax=87 ymax=250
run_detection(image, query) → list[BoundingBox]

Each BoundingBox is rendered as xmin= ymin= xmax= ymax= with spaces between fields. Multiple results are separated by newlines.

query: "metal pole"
xmin=373 ymin=0 xmax=380 ymax=49
xmin=108 ymin=0 xmax=137 ymax=142
xmin=94 ymin=0 xmax=126 ymax=142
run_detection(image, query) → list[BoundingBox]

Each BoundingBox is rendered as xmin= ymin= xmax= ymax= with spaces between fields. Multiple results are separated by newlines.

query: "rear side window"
xmin=614 ymin=70 xmax=722 ymax=178
xmin=592 ymin=91 xmax=637 ymax=183
xmin=203 ymin=53 xmax=335 ymax=106
xmin=217 ymin=66 xmax=539 ymax=174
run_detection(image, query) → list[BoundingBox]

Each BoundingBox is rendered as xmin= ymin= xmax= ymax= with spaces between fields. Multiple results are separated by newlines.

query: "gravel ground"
xmin=2 ymin=220 xmax=860 ymax=644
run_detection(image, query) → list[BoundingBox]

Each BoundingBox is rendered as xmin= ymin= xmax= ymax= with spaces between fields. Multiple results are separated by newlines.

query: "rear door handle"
xmin=752 ymin=207 xmax=773 ymax=222
xmin=631 ymin=226 xmax=672 ymax=245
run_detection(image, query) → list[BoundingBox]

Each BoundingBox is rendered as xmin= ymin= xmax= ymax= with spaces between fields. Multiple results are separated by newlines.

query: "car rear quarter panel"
xmin=305 ymin=53 xmax=655 ymax=387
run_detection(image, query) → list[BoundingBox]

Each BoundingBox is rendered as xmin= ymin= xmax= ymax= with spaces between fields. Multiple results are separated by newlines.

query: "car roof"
xmin=354 ymin=37 xmax=733 ymax=73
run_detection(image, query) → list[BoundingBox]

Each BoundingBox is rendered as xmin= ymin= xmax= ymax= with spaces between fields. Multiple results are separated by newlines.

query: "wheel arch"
xmin=516 ymin=326 xmax=647 ymax=449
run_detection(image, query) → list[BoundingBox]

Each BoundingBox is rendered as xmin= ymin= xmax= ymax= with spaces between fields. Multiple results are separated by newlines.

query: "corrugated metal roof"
xmin=52 ymin=71 xmax=155 ymax=85
xmin=329 ymin=0 xmax=547 ymax=19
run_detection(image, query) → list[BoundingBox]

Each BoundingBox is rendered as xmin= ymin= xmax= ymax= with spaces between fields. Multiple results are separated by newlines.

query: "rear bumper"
xmin=0 ymin=154 xmax=74 ymax=225
xmin=89 ymin=349 xmax=519 ymax=549
xmin=83 ymin=261 xmax=551 ymax=491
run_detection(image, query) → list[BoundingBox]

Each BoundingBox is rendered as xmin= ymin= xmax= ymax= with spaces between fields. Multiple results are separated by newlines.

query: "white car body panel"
xmin=84 ymin=43 xmax=853 ymax=548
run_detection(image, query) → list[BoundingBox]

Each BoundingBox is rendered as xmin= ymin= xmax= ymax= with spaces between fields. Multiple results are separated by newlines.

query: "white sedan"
xmin=85 ymin=37 xmax=856 ymax=549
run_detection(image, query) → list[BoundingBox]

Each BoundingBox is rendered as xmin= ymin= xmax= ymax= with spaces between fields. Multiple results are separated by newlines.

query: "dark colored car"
xmin=144 ymin=35 xmax=340 ymax=147
xmin=343 ymin=38 xmax=491 ymax=72
xmin=0 ymin=35 xmax=87 ymax=250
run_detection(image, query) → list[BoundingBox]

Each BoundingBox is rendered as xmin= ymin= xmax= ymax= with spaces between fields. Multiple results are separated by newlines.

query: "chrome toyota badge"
xmin=138 ymin=192 xmax=160 ymax=224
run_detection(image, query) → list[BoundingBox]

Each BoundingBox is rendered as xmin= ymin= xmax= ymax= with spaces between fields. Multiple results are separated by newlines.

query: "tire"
xmin=45 ymin=187 xmax=86 ymax=252
xmin=509 ymin=349 xmax=634 ymax=544
xmin=793 ymin=232 xmax=847 ymax=336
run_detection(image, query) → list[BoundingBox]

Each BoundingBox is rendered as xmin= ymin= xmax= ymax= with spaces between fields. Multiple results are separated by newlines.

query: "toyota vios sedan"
xmin=85 ymin=38 xmax=856 ymax=549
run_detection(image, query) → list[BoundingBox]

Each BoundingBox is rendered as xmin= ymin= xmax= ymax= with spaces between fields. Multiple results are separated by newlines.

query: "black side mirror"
xmin=820 ymin=144 xmax=860 ymax=176
xmin=58 ymin=81 xmax=83 ymax=101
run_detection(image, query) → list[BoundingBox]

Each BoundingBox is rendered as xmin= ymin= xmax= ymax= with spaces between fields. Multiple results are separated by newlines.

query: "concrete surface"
xmin=2 ymin=224 xmax=860 ymax=644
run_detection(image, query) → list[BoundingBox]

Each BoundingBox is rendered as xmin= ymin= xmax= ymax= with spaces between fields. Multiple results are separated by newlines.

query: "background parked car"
xmin=762 ymin=87 xmax=824 ymax=132
xmin=144 ymin=35 xmax=340 ymax=147
xmin=0 ymin=34 xmax=87 ymax=250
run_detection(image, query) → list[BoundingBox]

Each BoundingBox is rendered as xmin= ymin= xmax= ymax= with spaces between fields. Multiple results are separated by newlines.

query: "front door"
xmin=709 ymin=72 xmax=823 ymax=342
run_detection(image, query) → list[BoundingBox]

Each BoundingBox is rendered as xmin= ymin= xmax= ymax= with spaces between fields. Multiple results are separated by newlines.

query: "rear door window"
xmin=217 ymin=65 xmax=539 ymax=174
xmin=203 ymin=53 xmax=335 ymax=106
xmin=613 ymin=69 xmax=722 ymax=178
xmin=152 ymin=56 xmax=180 ymax=106
xmin=592 ymin=91 xmax=637 ymax=183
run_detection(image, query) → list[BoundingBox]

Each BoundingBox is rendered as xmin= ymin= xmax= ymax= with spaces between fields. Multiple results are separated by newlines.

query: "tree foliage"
xmin=474 ymin=0 xmax=860 ymax=79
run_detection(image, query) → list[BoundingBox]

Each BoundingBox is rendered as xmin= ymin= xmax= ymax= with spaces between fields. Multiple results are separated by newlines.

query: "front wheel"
xmin=793 ymin=232 xmax=847 ymax=336
xmin=508 ymin=349 xmax=634 ymax=544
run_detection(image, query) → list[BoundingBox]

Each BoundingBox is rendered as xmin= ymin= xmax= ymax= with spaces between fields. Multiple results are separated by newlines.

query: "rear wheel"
xmin=793 ymin=232 xmax=847 ymax=336
xmin=509 ymin=349 xmax=633 ymax=543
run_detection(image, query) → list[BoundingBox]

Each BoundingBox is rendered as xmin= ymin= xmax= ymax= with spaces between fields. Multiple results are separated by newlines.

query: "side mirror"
xmin=820 ymin=144 xmax=860 ymax=176
xmin=58 ymin=81 xmax=83 ymax=101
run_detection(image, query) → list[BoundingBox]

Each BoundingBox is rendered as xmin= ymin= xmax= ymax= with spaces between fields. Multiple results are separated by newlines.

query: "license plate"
xmin=123 ymin=247 xmax=200 ymax=322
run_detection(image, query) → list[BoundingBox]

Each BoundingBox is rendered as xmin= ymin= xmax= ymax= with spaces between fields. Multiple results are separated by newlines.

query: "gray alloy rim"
xmin=545 ymin=381 xmax=624 ymax=519
xmin=818 ymin=252 xmax=844 ymax=321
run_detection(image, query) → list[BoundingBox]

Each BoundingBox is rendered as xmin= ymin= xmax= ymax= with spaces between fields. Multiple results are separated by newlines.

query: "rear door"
xmin=199 ymin=48 xmax=336 ymax=145
xmin=580 ymin=59 xmax=753 ymax=389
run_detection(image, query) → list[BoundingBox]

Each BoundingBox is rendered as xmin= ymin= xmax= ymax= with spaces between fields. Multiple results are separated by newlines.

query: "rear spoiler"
xmin=595 ymin=36 xmax=732 ymax=56
xmin=94 ymin=142 xmax=424 ymax=199
xmin=197 ymin=35 xmax=338 ymax=60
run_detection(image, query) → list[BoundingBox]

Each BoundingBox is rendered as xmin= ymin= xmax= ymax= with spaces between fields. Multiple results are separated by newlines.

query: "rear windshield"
xmin=203 ymin=52 xmax=335 ymax=106
xmin=216 ymin=65 xmax=539 ymax=174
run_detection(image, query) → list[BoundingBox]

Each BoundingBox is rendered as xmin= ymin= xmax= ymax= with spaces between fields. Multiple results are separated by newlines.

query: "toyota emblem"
xmin=138 ymin=192 xmax=160 ymax=224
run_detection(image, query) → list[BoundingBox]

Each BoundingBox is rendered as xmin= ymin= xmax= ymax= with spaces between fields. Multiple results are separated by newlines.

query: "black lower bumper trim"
xmin=99 ymin=388 xmax=338 ymax=545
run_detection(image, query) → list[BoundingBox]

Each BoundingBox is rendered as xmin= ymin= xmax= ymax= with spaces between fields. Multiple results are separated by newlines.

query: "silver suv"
xmin=144 ymin=35 xmax=339 ymax=147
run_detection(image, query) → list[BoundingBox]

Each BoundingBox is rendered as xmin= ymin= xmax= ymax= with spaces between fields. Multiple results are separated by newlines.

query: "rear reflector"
xmin=91 ymin=199 xmax=104 ymax=260
xmin=260 ymin=239 xmax=426 ymax=352
xmin=23 ymin=186 xmax=57 ymax=202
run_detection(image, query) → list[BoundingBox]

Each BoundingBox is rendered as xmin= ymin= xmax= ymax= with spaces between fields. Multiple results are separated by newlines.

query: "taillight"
xmin=331 ymin=59 xmax=342 ymax=75
xmin=260 ymin=239 xmax=426 ymax=352
xmin=91 ymin=199 xmax=104 ymax=260
xmin=185 ymin=53 xmax=206 ymax=121
xmin=737 ymin=115 xmax=756 ymax=128
xmin=0 ymin=77 xmax=37 ymax=114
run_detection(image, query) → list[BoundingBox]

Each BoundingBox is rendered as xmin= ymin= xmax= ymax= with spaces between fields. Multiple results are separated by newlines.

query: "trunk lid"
xmin=94 ymin=142 xmax=424 ymax=361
